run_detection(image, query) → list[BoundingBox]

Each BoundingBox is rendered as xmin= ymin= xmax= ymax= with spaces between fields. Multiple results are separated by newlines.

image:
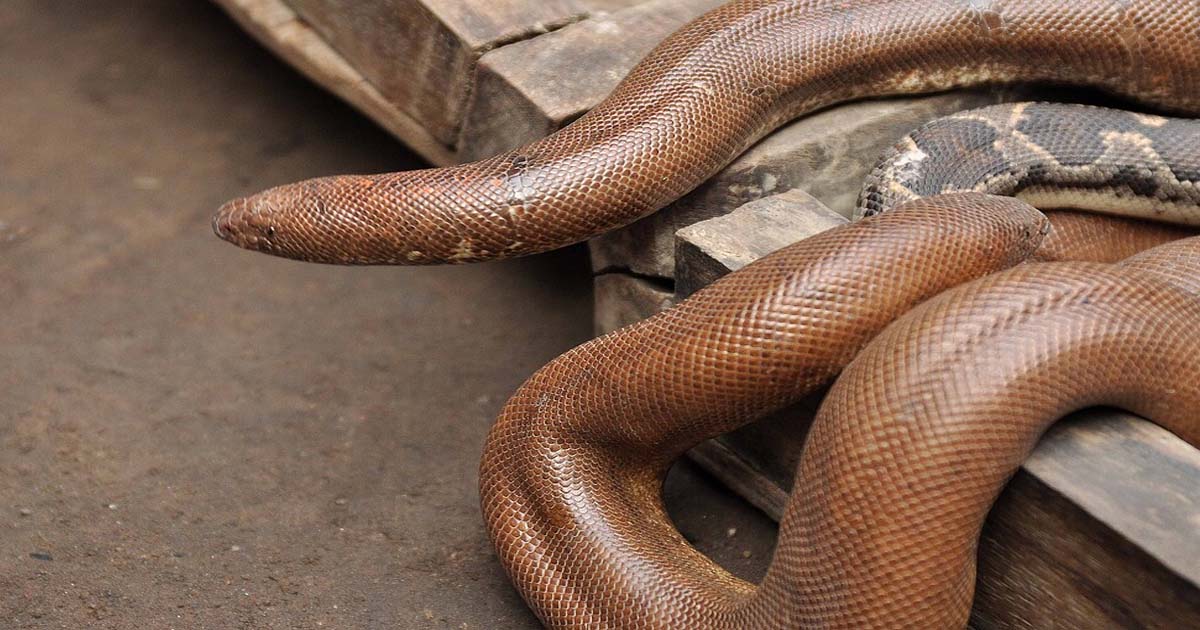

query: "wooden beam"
xmin=674 ymin=189 xmax=846 ymax=298
xmin=458 ymin=0 xmax=724 ymax=161
xmin=592 ymin=273 xmax=673 ymax=337
xmin=216 ymin=0 xmax=660 ymax=164
xmin=282 ymin=0 xmax=592 ymax=147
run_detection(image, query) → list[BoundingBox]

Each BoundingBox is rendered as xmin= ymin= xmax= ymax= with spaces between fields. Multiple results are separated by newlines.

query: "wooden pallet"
xmin=217 ymin=1 xmax=1200 ymax=624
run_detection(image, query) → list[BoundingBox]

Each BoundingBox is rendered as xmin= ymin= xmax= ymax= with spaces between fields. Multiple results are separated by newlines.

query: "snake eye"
xmin=266 ymin=226 xmax=276 ymax=237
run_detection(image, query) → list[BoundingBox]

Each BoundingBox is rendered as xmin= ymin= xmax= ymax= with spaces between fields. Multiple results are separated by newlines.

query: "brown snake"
xmin=207 ymin=0 xmax=1200 ymax=627
xmin=213 ymin=0 xmax=1200 ymax=264
xmin=473 ymin=102 xmax=1200 ymax=626
xmin=479 ymin=193 xmax=1200 ymax=628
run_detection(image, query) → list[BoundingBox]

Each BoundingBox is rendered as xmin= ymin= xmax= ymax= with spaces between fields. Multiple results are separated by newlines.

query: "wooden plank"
xmin=674 ymin=189 xmax=847 ymax=298
xmin=591 ymin=89 xmax=1032 ymax=278
xmin=458 ymin=0 xmax=723 ymax=161
xmin=973 ymin=413 xmax=1200 ymax=629
xmin=673 ymin=198 xmax=1200 ymax=627
xmin=282 ymin=0 xmax=591 ymax=147
xmin=213 ymin=0 xmax=456 ymax=165
xmin=220 ymin=0 xmax=685 ymax=162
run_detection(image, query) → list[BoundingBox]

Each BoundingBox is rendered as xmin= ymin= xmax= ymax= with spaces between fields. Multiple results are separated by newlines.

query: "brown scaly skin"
xmin=480 ymin=194 xmax=1048 ymax=628
xmin=214 ymin=0 xmax=1200 ymax=265
xmin=479 ymin=193 xmax=1200 ymax=628
xmin=209 ymin=0 xmax=1200 ymax=626
xmin=1034 ymin=209 xmax=1195 ymax=262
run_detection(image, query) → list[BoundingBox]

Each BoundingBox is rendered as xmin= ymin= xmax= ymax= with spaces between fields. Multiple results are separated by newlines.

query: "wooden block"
xmin=282 ymin=0 xmax=593 ymax=147
xmin=675 ymin=213 xmax=1200 ymax=626
xmin=593 ymin=273 xmax=673 ymax=337
xmin=213 ymin=0 xmax=456 ymax=165
xmin=591 ymin=89 xmax=1033 ymax=278
xmin=973 ymin=413 xmax=1200 ymax=629
xmin=219 ymin=0 xmax=707 ymax=163
xmin=674 ymin=189 xmax=846 ymax=299
xmin=458 ymin=0 xmax=723 ymax=161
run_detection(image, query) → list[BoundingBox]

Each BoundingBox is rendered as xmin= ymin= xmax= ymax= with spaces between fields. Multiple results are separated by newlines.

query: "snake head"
xmin=212 ymin=188 xmax=286 ymax=256
xmin=212 ymin=175 xmax=436 ymax=265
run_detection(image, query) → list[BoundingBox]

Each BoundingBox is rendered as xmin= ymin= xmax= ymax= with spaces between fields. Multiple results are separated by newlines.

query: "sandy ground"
xmin=0 ymin=2 xmax=776 ymax=627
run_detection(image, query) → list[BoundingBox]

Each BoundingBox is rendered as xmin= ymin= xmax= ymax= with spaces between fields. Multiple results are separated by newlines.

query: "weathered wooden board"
xmin=215 ymin=0 xmax=709 ymax=165
xmin=282 ymin=0 xmax=588 ymax=147
xmin=595 ymin=191 xmax=846 ymax=338
xmin=666 ymin=192 xmax=1200 ymax=628
xmin=593 ymin=273 xmax=673 ymax=338
xmin=459 ymin=0 xmax=724 ymax=161
xmin=674 ymin=188 xmax=847 ymax=298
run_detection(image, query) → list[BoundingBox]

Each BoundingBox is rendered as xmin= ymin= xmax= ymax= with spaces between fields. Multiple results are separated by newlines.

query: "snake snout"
xmin=212 ymin=194 xmax=278 ymax=252
xmin=211 ymin=198 xmax=241 ymax=241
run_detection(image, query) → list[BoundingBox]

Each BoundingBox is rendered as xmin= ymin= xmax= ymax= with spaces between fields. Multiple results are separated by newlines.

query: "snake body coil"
xmin=858 ymin=102 xmax=1200 ymax=223
xmin=213 ymin=0 xmax=1200 ymax=264
xmin=209 ymin=1 xmax=1200 ymax=627
xmin=479 ymin=193 xmax=1200 ymax=627
xmin=481 ymin=195 xmax=1051 ymax=628
xmin=860 ymin=102 xmax=1200 ymax=260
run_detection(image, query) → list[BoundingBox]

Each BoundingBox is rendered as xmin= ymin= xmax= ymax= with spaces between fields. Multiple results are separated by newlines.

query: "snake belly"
xmin=213 ymin=0 xmax=1200 ymax=265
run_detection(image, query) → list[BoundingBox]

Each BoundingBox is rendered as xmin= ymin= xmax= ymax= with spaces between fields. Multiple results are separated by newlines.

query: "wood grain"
xmin=592 ymin=273 xmax=672 ymax=337
xmin=213 ymin=0 xmax=456 ymax=165
xmin=674 ymin=189 xmax=846 ymax=298
xmin=220 ymin=0 xmax=698 ymax=163
xmin=458 ymin=0 xmax=723 ymax=162
xmin=283 ymin=0 xmax=589 ymax=146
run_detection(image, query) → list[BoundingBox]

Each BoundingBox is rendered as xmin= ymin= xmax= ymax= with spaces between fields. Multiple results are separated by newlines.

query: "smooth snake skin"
xmin=207 ymin=0 xmax=1200 ymax=627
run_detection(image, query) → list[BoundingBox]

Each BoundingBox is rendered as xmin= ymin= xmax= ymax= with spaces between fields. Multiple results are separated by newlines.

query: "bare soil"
xmin=0 ymin=2 xmax=776 ymax=628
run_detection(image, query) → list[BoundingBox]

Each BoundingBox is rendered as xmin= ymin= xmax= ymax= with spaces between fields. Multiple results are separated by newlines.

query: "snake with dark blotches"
xmin=209 ymin=0 xmax=1200 ymax=627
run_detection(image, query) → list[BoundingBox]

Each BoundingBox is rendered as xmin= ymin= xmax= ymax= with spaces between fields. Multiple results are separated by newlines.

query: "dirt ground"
xmin=0 ymin=2 xmax=777 ymax=628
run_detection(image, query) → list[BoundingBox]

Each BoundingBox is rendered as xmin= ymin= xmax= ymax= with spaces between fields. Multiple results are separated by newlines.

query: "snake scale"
xmin=210 ymin=0 xmax=1200 ymax=627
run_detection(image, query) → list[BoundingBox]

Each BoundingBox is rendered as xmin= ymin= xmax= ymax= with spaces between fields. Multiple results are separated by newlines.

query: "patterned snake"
xmin=209 ymin=0 xmax=1200 ymax=627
